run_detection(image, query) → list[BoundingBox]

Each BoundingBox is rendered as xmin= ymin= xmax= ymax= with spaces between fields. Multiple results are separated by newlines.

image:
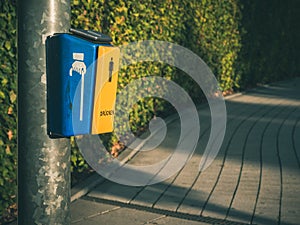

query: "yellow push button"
xmin=91 ymin=46 xmax=120 ymax=134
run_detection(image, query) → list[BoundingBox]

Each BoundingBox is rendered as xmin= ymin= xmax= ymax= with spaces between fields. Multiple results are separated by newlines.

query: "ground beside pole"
xmin=17 ymin=1 xmax=71 ymax=224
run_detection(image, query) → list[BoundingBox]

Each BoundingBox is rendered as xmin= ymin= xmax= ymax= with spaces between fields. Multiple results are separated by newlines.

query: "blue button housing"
xmin=46 ymin=33 xmax=111 ymax=137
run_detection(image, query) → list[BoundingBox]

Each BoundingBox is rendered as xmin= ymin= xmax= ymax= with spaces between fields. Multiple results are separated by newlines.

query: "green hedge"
xmin=71 ymin=0 xmax=243 ymax=92
xmin=0 ymin=0 xmax=17 ymax=220
xmin=190 ymin=0 xmax=243 ymax=92
xmin=1 ymin=0 xmax=300 ymax=219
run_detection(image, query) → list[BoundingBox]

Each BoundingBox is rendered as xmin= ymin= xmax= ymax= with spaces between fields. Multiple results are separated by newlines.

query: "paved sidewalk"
xmin=72 ymin=78 xmax=300 ymax=225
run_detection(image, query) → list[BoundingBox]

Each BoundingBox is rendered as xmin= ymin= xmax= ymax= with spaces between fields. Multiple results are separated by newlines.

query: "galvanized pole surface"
xmin=18 ymin=0 xmax=71 ymax=224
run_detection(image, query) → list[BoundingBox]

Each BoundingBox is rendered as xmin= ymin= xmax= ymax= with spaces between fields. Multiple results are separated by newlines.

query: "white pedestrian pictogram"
xmin=69 ymin=53 xmax=86 ymax=121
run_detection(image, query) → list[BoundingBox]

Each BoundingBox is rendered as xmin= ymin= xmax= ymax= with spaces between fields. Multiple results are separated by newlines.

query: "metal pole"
xmin=17 ymin=0 xmax=71 ymax=224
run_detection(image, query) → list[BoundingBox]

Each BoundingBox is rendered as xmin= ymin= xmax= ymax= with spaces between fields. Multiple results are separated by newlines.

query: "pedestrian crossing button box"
xmin=46 ymin=28 xmax=120 ymax=138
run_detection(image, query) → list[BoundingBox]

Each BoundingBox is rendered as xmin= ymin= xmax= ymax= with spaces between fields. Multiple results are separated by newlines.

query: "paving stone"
xmin=71 ymin=199 xmax=117 ymax=223
xmin=73 ymin=205 xmax=161 ymax=225
xmin=88 ymin=180 xmax=142 ymax=203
